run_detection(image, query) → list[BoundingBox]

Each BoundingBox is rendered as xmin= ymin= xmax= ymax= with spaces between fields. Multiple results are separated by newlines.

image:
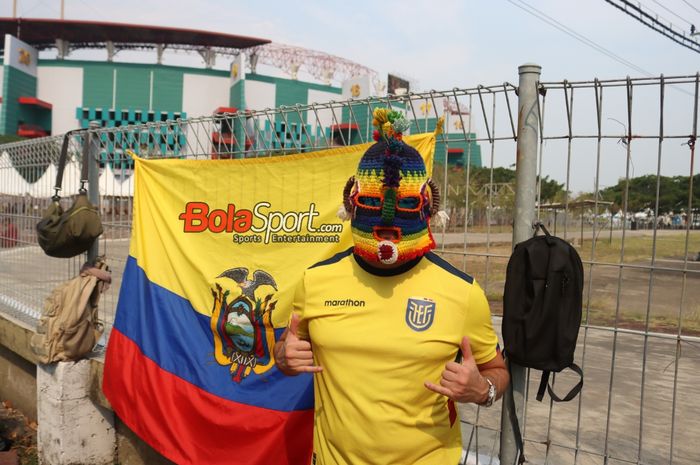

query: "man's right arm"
xmin=273 ymin=313 xmax=323 ymax=376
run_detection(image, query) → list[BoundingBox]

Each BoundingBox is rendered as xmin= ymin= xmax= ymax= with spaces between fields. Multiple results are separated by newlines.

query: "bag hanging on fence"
xmin=36 ymin=130 xmax=103 ymax=258
xmin=30 ymin=258 xmax=111 ymax=364
xmin=502 ymin=221 xmax=584 ymax=464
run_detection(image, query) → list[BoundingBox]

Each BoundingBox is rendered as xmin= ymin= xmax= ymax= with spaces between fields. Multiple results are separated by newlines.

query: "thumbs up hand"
xmin=424 ymin=336 xmax=490 ymax=404
xmin=274 ymin=313 xmax=323 ymax=376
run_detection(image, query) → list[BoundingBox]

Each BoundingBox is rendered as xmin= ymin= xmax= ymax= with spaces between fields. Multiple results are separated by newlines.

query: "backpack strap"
xmin=537 ymin=363 xmax=584 ymax=403
xmin=506 ymin=363 xmax=527 ymax=465
xmin=549 ymin=363 xmax=583 ymax=402
xmin=507 ymin=364 xmax=583 ymax=463
xmin=53 ymin=130 xmax=77 ymax=200
xmin=78 ymin=129 xmax=92 ymax=194
xmin=536 ymin=371 xmax=550 ymax=402
xmin=533 ymin=220 xmax=551 ymax=237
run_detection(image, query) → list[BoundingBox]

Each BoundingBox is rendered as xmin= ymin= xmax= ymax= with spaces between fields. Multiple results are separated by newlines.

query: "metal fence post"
xmin=500 ymin=63 xmax=541 ymax=465
xmin=86 ymin=121 xmax=101 ymax=263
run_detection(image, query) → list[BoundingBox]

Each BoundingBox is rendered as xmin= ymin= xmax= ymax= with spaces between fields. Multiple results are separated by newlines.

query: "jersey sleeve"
xmin=291 ymin=272 xmax=310 ymax=340
xmin=464 ymin=280 xmax=499 ymax=365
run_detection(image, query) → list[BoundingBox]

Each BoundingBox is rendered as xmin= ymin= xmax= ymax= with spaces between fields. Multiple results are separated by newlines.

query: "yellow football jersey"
xmin=293 ymin=247 xmax=499 ymax=465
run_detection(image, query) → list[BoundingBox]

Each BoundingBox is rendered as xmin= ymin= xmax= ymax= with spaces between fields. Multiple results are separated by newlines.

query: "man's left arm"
xmin=475 ymin=348 xmax=509 ymax=404
xmin=424 ymin=281 xmax=510 ymax=404
xmin=424 ymin=336 xmax=509 ymax=405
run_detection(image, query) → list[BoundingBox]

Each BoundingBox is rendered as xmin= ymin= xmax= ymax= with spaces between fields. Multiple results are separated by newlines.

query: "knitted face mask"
xmin=347 ymin=140 xmax=438 ymax=266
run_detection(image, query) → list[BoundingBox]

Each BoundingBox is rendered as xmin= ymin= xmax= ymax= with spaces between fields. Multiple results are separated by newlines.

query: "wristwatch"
xmin=481 ymin=377 xmax=496 ymax=407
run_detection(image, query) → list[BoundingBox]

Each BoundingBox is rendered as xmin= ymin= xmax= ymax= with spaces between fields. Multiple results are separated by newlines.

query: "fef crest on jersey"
xmin=405 ymin=297 xmax=436 ymax=332
xmin=210 ymin=267 xmax=278 ymax=383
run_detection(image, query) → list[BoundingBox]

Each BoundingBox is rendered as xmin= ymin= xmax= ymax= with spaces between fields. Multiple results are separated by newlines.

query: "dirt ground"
xmin=438 ymin=231 xmax=700 ymax=336
xmin=584 ymin=258 xmax=700 ymax=334
xmin=0 ymin=401 xmax=36 ymax=465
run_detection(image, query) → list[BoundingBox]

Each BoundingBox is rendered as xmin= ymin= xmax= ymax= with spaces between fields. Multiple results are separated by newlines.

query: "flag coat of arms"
xmin=103 ymin=134 xmax=437 ymax=465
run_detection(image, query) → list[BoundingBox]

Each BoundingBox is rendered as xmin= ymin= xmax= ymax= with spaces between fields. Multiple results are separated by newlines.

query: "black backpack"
xmin=502 ymin=222 xmax=584 ymax=462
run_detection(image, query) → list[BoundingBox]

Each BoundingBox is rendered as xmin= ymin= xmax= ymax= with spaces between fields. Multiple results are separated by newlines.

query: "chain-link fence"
xmin=0 ymin=71 xmax=698 ymax=465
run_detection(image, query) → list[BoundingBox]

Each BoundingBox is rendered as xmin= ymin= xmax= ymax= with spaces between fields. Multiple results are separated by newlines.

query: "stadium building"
xmin=0 ymin=17 xmax=481 ymax=167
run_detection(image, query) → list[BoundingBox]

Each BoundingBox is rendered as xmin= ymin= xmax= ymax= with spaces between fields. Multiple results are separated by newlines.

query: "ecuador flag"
xmin=103 ymin=134 xmax=437 ymax=465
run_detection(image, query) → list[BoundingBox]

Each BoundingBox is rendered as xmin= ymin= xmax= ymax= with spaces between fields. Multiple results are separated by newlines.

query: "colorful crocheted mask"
xmin=342 ymin=109 xmax=441 ymax=265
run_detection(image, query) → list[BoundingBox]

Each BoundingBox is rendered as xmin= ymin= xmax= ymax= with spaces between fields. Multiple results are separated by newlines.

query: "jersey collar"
xmin=352 ymin=249 xmax=423 ymax=276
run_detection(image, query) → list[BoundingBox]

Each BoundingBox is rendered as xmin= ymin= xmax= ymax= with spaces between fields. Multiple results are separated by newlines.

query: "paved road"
xmin=459 ymin=322 xmax=700 ymax=465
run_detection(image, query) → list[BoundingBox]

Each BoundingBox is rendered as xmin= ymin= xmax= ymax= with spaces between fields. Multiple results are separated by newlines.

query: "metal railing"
xmin=0 ymin=67 xmax=698 ymax=465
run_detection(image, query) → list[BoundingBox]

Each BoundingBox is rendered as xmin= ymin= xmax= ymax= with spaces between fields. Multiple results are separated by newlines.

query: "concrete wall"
xmin=0 ymin=312 xmax=174 ymax=464
xmin=0 ymin=66 xmax=4 ymax=121
xmin=36 ymin=66 xmax=82 ymax=135
xmin=244 ymin=79 xmax=276 ymax=111
xmin=0 ymin=344 xmax=36 ymax=421
xmin=0 ymin=66 xmax=37 ymax=135
xmin=182 ymin=73 xmax=230 ymax=118
xmin=182 ymin=73 xmax=230 ymax=156
xmin=115 ymin=419 xmax=175 ymax=465
xmin=306 ymin=88 xmax=340 ymax=139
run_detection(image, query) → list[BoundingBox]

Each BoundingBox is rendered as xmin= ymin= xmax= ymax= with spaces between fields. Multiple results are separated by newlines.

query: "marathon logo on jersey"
xmin=324 ymin=298 xmax=366 ymax=308
xmin=405 ymin=297 xmax=436 ymax=332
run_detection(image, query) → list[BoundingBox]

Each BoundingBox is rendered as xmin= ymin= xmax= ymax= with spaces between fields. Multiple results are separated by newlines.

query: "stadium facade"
xmin=0 ymin=18 xmax=481 ymax=167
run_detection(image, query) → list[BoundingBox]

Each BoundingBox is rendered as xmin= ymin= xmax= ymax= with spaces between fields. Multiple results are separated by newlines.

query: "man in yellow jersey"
xmin=274 ymin=109 xmax=509 ymax=465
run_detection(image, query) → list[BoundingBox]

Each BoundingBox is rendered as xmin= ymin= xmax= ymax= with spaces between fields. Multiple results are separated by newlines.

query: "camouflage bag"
xmin=30 ymin=259 xmax=111 ymax=364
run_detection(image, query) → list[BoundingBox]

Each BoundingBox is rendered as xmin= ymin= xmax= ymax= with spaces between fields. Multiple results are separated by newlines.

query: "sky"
xmin=2 ymin=0 xmax=699 ymax=196
xmin=4 ymin=0 xmax=695 ymax=86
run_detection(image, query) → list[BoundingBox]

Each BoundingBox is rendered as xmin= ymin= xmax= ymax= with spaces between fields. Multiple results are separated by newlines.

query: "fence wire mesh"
xmin=0 ymin=73 xmax=698 ymax=465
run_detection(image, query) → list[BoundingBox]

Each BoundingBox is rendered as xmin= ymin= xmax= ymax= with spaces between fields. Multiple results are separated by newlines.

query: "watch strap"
xmin=482 ymin=377 xmax=496 ymax=407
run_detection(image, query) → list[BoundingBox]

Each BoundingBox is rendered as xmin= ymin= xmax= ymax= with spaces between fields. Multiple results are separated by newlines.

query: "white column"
xmin=37 ymin=360 xmax=115 ymax=465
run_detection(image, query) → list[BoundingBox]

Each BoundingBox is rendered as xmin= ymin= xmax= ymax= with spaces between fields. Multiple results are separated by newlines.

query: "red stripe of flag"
xmin=103 ymin=329 xmax=313 ymax=465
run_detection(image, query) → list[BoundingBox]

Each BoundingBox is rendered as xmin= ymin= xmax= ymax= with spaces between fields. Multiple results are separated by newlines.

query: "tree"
xmin=599 ymin=174 xmax=700 ymax=213
xmin=539 ymin=175 xmax=565 ymax=203
xmin=431 ymin=164 xmax=566 ymax=228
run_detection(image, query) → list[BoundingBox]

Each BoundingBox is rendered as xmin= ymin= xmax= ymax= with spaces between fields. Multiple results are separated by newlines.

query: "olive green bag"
xmin=36 ymin=131 xmax=103 ymax=258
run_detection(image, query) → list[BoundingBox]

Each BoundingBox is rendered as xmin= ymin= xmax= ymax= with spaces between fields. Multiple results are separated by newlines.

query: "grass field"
xmin=577 ymin=231 xmax=700 ymax=263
